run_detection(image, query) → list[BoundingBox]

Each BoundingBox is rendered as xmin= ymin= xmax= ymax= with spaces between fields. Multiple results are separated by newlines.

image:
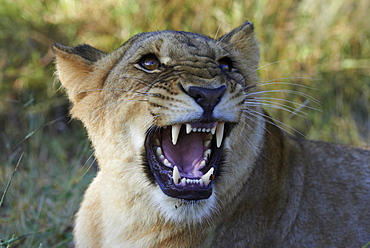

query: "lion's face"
xmin=54 ymin=22 xmax=263 ymax=223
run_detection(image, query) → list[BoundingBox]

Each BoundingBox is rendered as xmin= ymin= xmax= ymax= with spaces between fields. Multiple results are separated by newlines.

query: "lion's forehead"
xmin=134 ymin=31 xmax=225 ymax=61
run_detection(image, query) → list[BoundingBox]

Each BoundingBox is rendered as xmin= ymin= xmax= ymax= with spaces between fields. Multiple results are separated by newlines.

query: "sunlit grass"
xmin=0 ymin=0 xmax=369 ymax=246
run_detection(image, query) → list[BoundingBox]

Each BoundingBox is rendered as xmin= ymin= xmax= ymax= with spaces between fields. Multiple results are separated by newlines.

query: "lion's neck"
xmin=211 ymin=120 xmax=305 ymax=246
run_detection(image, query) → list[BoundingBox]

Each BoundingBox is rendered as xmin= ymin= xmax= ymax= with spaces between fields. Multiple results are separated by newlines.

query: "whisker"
xmin=147 ymin=124 xmax=162 ymax=134
xmin=239 ymin=110 xmax=270 ymax=135
xmin=258 ymin=78 xmax=320 ymax=90
xmin=289 ymin=99 xmax=312 ymax=119
xmin=76 ymin=154 xmax=97 ymax=182
xmin=152 ymin=113 xmax=166 ymax=119
xmin=244 ymin=77 xmax=317 ymax=92
xmin=249 ymin=97 xmax=322 ymax=112
xmin=243 ymin=108 xmax=304 ymax=137
xmin=213 ymin=4 xmax=233 ymax=40
xmin=244 ymin=101 xmax=308 ymax=119
xmin=246 ymin=89 xmax=320 ymax=104
xmin=246 ymin=58 xmax=296 ymax=77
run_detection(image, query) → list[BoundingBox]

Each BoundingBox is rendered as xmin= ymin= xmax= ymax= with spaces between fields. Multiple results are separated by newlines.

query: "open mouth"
xmin=145 ymin=122 xmax=228 ymax=200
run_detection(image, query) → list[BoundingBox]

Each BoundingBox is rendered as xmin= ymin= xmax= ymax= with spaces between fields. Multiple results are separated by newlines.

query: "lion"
xmin=53 ymin=22 xmax=370 ymax=247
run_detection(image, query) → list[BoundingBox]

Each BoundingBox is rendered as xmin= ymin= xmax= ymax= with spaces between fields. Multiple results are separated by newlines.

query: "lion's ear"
xmin=218 ymin=21 xmax=255 ymax=47
xmin=53 ymin=43 xmax=107 ymax=103
xmin=218 ymin=21 xmax=260 ymax=74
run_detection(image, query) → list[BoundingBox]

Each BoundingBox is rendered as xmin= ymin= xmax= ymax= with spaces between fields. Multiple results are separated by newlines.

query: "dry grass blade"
xmin=1 ymin=153 xmax=23 ymax=207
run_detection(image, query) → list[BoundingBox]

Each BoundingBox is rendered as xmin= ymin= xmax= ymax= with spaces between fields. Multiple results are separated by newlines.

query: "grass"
xmin=0 ymin=0 xmax=369 ymax=246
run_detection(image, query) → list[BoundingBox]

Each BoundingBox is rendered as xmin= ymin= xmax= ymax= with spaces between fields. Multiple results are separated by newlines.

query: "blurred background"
xmin=1 ymin=0 xmax=369 ymax=246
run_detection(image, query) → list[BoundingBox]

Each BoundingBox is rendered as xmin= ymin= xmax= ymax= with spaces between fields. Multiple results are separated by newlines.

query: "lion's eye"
xmin=140 ymin=56 xmax=161 ymax=70
xmin=218 ymin=58 xmax=232 ymax=71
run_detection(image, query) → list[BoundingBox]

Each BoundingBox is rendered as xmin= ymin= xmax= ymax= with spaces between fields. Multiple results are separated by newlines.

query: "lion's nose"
xmin=187 ymin=85 xmax=226 ymax=118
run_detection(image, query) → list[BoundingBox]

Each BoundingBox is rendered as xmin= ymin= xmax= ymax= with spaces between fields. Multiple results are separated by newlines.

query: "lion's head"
xmin=54 ymin=22 xmax=264 ymax=223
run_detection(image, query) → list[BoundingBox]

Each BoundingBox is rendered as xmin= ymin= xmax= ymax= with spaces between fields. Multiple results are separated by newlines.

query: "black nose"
xmin=187 ymin=85 xmax=226 ymax=119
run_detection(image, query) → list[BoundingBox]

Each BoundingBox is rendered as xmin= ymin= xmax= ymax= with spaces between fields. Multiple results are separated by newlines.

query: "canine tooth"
xmin=204 ymin=149 xmax=211 ymax=159
xmin=156 ymin=147 xmax=163 ymax=157
xmin=211 ymin=126 xmax=216 ymax=134
xmin=201 ymin=167 xmax=215 ymax=186
xmin=164 ymin=159 xmax=171 ymax=166
xmin=186 ymin=124 xmax=192 ymax=134
xmin=171 ymin=124 xmax=181 ymax=145
xmin=216 ymin=122 xmax=225 ymax=148
xmin=172 ymin=166 xmax=180 ymax=184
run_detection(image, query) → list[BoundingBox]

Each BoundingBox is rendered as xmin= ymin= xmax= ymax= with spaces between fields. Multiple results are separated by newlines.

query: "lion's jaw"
xmin=88 ymin=97 xmax=264 ymax=225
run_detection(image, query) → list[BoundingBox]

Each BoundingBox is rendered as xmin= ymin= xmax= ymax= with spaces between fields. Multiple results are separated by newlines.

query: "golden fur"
xmin=53 ymin=22 xmax=370 ymax=247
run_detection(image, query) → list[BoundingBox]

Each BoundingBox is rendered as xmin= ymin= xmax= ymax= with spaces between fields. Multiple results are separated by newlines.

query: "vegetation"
xmin=1 ymin=0 xmax=369 ymax=246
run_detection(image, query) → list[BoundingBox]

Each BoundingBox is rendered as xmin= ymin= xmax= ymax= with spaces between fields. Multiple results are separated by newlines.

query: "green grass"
xmin=1 ymin=0 xmax=369 ymax=246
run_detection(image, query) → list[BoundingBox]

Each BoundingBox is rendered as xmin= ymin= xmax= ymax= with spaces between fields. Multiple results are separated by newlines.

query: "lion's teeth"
xmin=211 ymin=126 xmax=216 ymax=134
xmin=204 ymin=149 xmax=211 ymax=159
xmin=172 ymin=166 xmax=180 ymax=185
xmin=171 ymin=124 xmax=181 ymax=145
xmin=156 ymin=147 xmax=163 ymax=157
xmin=164 ymin=159 xmax=171 ymax=166
xmin=204 ymin=133 xmax=212 ymax=147
xmin=186 ymin=124 xmax=192 ymax=134
xmin=216 ymin=122 xmax=224 ymax=148
xmin=201 ymin=167 xmax=214 ymax=186
xmin=200 ymin=160 xmax=206 ymax=167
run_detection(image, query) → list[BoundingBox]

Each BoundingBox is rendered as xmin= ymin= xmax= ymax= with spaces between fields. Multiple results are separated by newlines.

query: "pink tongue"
xmin=161 ymin=128 xmax=204 ymax=176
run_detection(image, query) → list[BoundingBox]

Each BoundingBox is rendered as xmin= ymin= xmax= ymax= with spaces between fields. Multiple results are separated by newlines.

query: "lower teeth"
xmin=172 ymin=167 xmax=214 ymax=187
xmin=178 ymin=177 xmax=204 ymax=186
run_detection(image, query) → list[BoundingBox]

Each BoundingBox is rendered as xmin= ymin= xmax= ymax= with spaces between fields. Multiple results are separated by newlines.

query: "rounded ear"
xmin=217 ymin=21 xmax=255 ymax=46
xmin=52 ymin=43 xmax=107 ymax=103
xmin=53 ymin=43 xmax=107 ymax=62
xmin=218 ymin=21 xmax=260 ymax=80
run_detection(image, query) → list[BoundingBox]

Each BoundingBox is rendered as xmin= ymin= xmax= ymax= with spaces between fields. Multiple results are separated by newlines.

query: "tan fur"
xmin=53 ymin=22 xmax=370 ymax=247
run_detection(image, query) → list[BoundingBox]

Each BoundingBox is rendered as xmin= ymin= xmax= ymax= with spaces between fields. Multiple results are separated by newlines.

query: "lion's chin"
xmin=150 ymin=186 xmax=218 ymax=224
xmin=144 ymin=122 xmax=230 ymax=201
